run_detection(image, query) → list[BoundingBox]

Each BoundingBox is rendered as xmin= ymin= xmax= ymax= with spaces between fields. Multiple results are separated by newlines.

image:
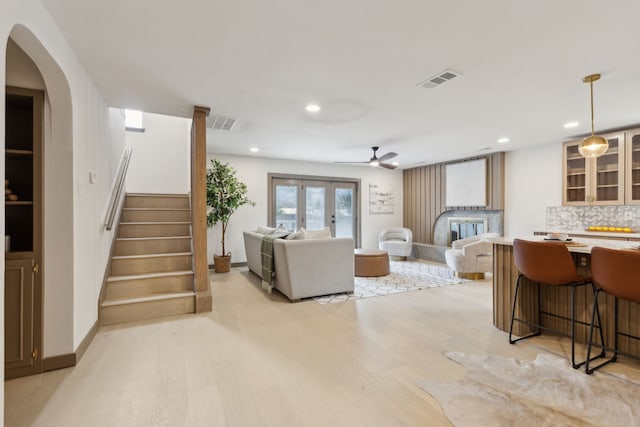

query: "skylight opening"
xmin=125 ymin=109 xmax=145 ymax=132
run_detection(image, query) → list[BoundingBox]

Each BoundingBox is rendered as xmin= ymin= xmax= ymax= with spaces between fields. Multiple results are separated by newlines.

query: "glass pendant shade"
xmin=579 ymin=135 xmax=609 ymax=158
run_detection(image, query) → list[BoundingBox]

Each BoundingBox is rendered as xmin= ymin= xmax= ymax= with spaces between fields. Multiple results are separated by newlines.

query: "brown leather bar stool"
xmin=586 ymin=247 xmax=640 ymax=374
xmin=509 ymin=239 xmax=605 ymax=369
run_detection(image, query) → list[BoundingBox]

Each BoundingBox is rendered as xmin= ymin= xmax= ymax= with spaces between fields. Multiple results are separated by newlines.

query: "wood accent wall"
xmin=191 ymin=106 xmax=212 ymax=313
xmin=403 ymin=152 xmax=505 ymax=244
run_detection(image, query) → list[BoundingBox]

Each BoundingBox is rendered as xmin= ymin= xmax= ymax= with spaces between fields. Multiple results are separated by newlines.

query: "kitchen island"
xmin=493 ymin=236 xmax=640 ymax=357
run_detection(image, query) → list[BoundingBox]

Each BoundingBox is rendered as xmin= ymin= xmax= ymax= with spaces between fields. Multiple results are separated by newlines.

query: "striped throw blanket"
xmin=260 ymin=232 xmax=289 ymax=293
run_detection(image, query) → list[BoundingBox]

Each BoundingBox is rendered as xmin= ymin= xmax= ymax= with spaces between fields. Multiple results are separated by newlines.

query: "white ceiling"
xmin=40 ymin=0 xmax=640 ymax=168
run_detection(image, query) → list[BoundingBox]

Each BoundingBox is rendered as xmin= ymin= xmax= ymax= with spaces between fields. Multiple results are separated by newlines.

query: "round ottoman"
xmin=354 ymin=249 xmax=390 ymax=277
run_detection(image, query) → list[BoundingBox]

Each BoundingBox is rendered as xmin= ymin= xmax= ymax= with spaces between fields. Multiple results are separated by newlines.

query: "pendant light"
xmin=578 ymin=73 xmax=608 ymax=158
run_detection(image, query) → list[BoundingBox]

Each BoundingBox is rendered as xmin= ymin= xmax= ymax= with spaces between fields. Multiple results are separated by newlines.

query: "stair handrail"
xmin=105 ymin=146 xmax=133 ymax=230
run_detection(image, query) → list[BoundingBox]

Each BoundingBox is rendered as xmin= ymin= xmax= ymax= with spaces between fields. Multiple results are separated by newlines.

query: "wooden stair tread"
xmin=123 ymin=207 xmax=190 ymax=211
xmin=107 ymin=270 xmax=194 ymax=282
xmin=102 ymin=291 xmax=195 ymax=307
xmin=112 ymin=251 xmax=191 ymax=260
xmin=120 ymin=221 xmax=190 ymax=225
xmin=126 ymin=193 xmax=189 ymax=198
xmin=116 ymin=236 xmax=191 ymax=242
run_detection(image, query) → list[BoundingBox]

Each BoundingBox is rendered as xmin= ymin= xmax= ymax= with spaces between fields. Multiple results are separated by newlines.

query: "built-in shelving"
xmin=5 ymin=201 xmax=33 ymax=206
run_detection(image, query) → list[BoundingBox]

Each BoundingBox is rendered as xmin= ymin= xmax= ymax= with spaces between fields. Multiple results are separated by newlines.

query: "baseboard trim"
xmin=76 ymin=318 xmax=100 ymax=361
xmin=41 ymin=318 xmax=100 ymax=372
xmin=42 ymin=353 xmax=76 ymax=372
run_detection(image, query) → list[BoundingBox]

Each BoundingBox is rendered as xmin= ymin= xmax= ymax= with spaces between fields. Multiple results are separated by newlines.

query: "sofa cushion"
xmin=300 ymin=227 xmax=332 ymax=240
xmin=285 ymin=232 xmax=302 ymax=240
xmin=256 ymin=226 xmax=277 ymax=235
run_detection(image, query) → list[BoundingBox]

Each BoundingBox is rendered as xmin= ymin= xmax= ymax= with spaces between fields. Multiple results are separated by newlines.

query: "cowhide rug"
xmin=418 ymin=352 xmax=640 ymax=427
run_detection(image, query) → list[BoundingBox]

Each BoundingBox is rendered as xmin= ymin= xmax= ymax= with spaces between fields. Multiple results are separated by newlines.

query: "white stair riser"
xmin=124 ymin=195 xmax=189 ymax=209
xmin=101 ymin=296 xmax=194 ymax=326
xmin=111 ymin=255 xmax=192 ymax=276
xmin=115 ymin=238 xmax=191 ymax=256
xmin=121 ymin=209 xmax=190 ymax=223
xmin=107 ymin=274 xmax=194 ymax=299
xmin=118 ymin=223 xmax=190 ymax=238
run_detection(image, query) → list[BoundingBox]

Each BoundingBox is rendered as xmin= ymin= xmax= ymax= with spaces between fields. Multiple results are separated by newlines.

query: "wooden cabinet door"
xmin=563 ymin=140 xmax=590 ymax=205
xmin=626 ymin=128 xmax=640 ymax=205
xmin=4 ymin=258 xmax=41 ymax=378
xmin=592 ymin=132 xmax=625 ymax=205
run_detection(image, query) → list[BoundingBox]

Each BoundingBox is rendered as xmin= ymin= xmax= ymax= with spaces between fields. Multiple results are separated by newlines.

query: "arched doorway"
xmin=4 ymin=25 xmax=74 ymax=379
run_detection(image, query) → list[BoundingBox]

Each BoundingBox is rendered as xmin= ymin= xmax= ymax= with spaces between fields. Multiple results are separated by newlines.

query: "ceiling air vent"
xmin=207 ymin=114 xmax=237 ymax=131
xmin=417 ymin=69 xmax=463 ymax=89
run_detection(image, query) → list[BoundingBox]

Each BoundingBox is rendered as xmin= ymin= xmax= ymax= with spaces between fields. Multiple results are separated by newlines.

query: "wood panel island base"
xmin=493 ymin=238 xmax=640 ymax=358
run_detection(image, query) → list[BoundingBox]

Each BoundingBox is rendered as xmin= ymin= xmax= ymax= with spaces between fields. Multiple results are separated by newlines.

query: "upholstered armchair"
xmin=378 ymin=227 xmax=413 ymax=260
xmin=445 ymin=233 xmax=498 ymax=279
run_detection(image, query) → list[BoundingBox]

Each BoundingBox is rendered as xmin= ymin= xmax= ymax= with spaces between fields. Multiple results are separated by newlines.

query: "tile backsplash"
xmin=547 ymin=206 xmax=640 ymax=232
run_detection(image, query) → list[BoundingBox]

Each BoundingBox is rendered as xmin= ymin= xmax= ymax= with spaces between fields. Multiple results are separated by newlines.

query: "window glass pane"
xmin=305 ymin=186 xmax=326 ymax=230
xmin=335 ymin=188 xmax=354 ymax=238
xmin=275 ymin=185 xmax=298 ymax=231
xmin=125 ymin=109 xmax=143 ymax=129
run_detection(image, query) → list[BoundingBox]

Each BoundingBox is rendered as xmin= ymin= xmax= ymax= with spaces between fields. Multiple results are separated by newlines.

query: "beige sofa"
xmin=243 ymin=231 xmax=355 ymax=301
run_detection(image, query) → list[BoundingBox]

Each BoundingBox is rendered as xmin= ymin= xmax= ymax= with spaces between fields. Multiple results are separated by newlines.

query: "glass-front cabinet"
xmin=564 ymin=142 xmax=588 ymax=204
xmin=563 ymin=133 xmax=625 ymax=206
xmin=626 ymin=128 xmax=640 ymax=205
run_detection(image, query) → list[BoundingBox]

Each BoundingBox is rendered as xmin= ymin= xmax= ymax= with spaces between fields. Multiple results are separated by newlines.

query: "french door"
xmin=271 ymin=177 xmax=359 ymax=242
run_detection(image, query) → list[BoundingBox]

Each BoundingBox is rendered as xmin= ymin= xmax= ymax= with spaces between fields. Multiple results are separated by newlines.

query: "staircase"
xmin=101 ymin=193 xmax=196 ymax=325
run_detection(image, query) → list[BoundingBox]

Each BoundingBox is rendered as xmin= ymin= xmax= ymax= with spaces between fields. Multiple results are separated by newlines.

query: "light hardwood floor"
xmin=6 ymin=266 xmax=640 ymax=426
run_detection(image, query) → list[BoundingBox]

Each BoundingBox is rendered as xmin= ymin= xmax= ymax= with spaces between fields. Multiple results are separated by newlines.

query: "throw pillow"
xmin=300 ymin=227 xmax=332 ymax=240
xmin=256 ymin=226 xmax=277 ymax=235
xmin=285 ymin=232 xmax=301 ymax=240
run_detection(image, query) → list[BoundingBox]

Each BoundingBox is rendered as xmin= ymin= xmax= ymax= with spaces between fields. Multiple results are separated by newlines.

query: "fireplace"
xmin=447 ymin=217 xmax=488 ymax=245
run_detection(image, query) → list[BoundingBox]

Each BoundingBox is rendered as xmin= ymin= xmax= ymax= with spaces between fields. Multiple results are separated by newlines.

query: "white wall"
xmin=208 ymin=154 xmax=404 ymax=263
xmin=5 ymin=38 xmax=45 ymax=88
xmin=2 ymin=0 xmax=127 ymax=375
xmin=504 ymin=142 xmax=562 ymax=237
xmin=125 ymin=112 xmax=191 ymax=194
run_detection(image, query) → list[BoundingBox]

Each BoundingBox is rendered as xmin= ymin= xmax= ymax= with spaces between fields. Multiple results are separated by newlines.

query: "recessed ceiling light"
xmin=305 ymin=104 xmax=320 ymax=113
xmin=250 ymin=147 xmax=259 ymax=152
xmin=564 ymin=121 xmax=579 ymax=128
xmin=497 ymin=138 xmax=509 ymax=144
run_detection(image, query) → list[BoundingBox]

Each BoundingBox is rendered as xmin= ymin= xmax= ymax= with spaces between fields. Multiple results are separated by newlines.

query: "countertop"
xmin=492 ymin=235 xmax=640 ymax=254
xmin=534 ymin=229 xmax=640 ymax=240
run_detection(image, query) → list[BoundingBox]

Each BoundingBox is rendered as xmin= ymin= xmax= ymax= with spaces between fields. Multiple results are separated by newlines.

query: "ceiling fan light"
xmin=370 ymin=160 xmax=380 ymax=167
xmin=578 ymin=135 xmax=609 ymax=158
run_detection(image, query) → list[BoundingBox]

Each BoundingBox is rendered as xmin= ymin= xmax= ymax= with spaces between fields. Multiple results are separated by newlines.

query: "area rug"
xmin=313 ymin=260 xmax=469 ymax=304
xmin=418 ymin=351 xmax=640 ymax=427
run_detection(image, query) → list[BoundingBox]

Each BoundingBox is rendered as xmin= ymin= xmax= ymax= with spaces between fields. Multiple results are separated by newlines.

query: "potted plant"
xmin=206 ymin=159 xmax=255 ymax=273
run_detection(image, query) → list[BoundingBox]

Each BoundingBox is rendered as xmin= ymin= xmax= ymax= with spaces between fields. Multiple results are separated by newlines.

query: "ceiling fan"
xmin=336 ymin=146 xmax=398 ymax=169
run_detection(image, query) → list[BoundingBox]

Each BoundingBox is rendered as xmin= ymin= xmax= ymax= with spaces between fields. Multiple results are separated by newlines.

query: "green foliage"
xmin=206 ymin=159 xmax=255 ymax=255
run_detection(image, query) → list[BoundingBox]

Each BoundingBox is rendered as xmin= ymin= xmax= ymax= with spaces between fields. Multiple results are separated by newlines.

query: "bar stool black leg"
xmin=508 ymin=275 xmax=522 ymax=344
xmin=571 ymin=286 xmax=579 ymax=368
xmin=510 ymin=274 xmax=542 ymax=344
xmin=592 ymin=283 xmax=606 ymax=358
xmin=587 ymin=291 xmax=617 ymax=374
